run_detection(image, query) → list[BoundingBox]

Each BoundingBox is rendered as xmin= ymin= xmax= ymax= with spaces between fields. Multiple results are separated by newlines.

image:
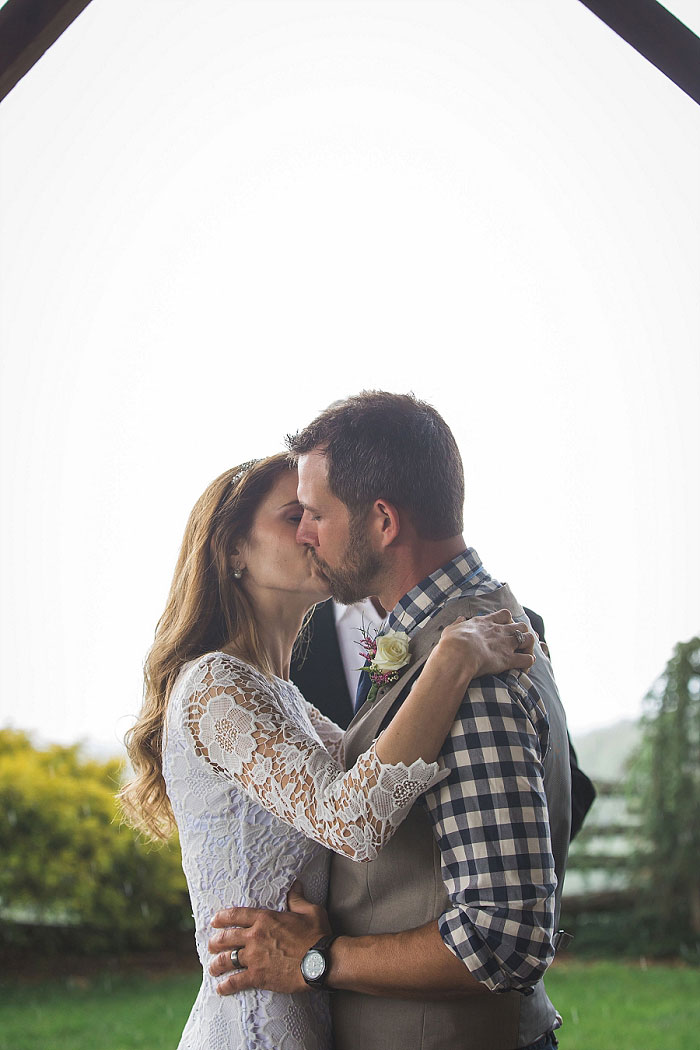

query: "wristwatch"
xmin=300 ymin=934 xmax=338 ymax=989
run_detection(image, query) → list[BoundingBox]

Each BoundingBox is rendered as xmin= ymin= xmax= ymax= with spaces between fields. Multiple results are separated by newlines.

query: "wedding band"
xmin=231 ymin=949 xmax=242 ymax=970
xmin=514 ymin=629 xmax=524 ymax=649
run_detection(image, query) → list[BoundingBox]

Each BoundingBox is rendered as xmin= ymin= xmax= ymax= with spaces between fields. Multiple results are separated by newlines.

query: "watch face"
xmin=301 ymin=949 xmax=326 ymax=981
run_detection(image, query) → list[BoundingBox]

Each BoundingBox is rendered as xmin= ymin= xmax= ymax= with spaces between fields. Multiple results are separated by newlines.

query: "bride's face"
xmin=236 ymin=469 xmax=331 ymax=605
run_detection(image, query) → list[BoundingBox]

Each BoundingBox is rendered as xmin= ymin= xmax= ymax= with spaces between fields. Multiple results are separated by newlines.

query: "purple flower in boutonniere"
xmin=357 ymin=625 xmax=412 ymax=703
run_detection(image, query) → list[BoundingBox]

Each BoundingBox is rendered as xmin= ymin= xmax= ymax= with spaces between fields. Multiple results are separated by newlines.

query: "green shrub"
xmin=626 ymin=636 xmax=700 ymax=961
xmin=0 ymin=730 xmax=191 ymax=952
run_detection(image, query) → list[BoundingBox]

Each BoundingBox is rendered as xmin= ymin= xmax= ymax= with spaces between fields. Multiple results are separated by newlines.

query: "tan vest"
xmin=329 ymin=585 xmax=570 ymax=1050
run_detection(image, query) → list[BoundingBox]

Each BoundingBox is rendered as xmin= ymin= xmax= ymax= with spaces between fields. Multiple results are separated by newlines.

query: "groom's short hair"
xmin=287 ymin=391 xmax=464 ymax=540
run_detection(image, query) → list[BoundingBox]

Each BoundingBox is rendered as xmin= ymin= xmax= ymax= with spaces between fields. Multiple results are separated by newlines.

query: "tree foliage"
xmin=0 ymin=730 xmax=191 ymax=951
xmin=628 ymin=636 xmax=700 ymax=957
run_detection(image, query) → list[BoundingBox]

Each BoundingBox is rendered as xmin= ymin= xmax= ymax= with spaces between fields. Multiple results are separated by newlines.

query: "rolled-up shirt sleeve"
xmin=423 ymin=670 xmax=557 ymax=993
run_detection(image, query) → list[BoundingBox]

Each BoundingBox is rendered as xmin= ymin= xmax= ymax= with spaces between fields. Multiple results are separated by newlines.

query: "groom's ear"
xmin=371 ymin=499 xmax=401 ymax=548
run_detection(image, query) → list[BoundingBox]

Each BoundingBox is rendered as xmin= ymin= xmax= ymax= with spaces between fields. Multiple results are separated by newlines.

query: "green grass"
xmin=0 ymin=972 xmax=201 ymax=1050
xmin=546 ymin=960 xmax=699 ymax=1050
xmin=0 ymin=960 xmax=697 ymax=1049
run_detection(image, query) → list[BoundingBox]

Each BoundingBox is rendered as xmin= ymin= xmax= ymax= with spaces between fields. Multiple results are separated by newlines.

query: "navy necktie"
xmin=354 ymin=659 xmax=372 ymax=711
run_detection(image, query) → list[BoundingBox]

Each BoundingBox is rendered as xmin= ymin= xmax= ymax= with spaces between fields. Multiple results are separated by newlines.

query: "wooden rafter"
xmin=0 ymin=0 xmax=94 ymax=104
xmin=1 ymin=0 xmax=698 ymax=108
xmin=577 ymin=0 xmax=700 ymax=105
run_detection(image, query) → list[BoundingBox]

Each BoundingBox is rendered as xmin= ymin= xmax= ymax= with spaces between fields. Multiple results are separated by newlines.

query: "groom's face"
xmin=296 ymin=450 xmax=382 ymax=605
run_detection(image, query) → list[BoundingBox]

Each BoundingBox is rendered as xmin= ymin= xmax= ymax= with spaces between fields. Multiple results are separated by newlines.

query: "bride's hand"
xmin=435 ymin=609 xmax=536 ymax=679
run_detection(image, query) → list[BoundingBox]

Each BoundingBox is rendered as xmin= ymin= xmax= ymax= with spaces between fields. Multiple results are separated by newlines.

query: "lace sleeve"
xmin=302 ymin=701 xmax=345 ymax=766
xmin=183 ymin=653 xmax=442 ymax=862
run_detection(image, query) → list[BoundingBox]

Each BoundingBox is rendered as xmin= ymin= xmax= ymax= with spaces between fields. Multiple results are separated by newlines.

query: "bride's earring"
xmin=233 ymin=568 xmax=243 ymax=580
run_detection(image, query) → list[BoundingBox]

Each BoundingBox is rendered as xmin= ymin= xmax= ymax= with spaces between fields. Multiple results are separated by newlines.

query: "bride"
xmin=120 ymin=453 xmax=534 ymax=1050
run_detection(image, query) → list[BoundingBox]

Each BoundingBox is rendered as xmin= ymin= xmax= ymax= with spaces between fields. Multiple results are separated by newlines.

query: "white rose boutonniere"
xmin=373 ymin=633 xmax=411 ymax=672
xmin=358 ymin=626 xmax=412 ymax=703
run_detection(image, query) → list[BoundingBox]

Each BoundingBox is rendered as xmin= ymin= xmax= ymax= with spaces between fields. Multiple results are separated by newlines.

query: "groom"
xmin=209 ymin=392 xmax=569 ymax=1050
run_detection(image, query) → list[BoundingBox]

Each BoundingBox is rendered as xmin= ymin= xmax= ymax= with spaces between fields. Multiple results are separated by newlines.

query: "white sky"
xmin=0 ymin=0 xmax=698 ymax=755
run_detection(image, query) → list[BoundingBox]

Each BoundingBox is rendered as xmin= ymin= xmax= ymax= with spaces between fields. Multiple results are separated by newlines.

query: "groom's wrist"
xmin=325 ymin=934 xmax=355 ymax=992
xmin=324 ymin=933 xmax=385 ymax=994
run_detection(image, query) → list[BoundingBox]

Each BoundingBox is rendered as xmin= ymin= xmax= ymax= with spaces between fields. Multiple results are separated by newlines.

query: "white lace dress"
xmin=163 ymin=651 xmax=444 ymax=1050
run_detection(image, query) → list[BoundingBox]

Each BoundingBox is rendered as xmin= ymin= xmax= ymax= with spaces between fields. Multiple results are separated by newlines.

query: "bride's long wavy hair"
xmin=120 ymin=453 xmax=294 ymax=841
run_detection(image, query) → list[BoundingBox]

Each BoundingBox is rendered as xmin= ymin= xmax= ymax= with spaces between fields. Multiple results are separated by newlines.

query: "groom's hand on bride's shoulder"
xmin=207 ymin=881 xmax=331 ymax=996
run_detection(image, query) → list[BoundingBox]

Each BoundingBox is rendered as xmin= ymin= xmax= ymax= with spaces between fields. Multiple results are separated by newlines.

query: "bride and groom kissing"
xmin=123 ymin=391 xmax=570 ymax=1050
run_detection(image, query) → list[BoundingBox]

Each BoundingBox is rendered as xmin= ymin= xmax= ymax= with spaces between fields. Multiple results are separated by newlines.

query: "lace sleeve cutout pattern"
xmin=302 ymin=700 xmax=346 ymax=766
xmin=183 ymin=652 xmax=442 ymax=862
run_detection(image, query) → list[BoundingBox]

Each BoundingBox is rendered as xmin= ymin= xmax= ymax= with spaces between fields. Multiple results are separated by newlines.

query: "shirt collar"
xmin=333 ymin=597 xmax=384 ymax=629
xmin=386 ymin=548 xmax=493 ymax=635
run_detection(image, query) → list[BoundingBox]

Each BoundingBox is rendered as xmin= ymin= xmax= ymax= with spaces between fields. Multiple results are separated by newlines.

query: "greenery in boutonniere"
xmin=357 ymin=625 xmax=412 ymax=703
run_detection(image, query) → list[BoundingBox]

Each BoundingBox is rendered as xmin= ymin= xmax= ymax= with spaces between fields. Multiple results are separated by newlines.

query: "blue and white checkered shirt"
xmin=386 ymin=549 xmax=556 ymax=993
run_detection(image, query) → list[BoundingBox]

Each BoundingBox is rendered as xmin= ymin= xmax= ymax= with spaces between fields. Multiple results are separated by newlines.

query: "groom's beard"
xmin=309 ymin=516 xmax=381 ymax=606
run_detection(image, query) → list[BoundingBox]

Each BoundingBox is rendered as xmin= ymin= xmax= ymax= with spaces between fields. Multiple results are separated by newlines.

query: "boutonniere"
xmin=358 ymin=626 xmax=412 ymax=703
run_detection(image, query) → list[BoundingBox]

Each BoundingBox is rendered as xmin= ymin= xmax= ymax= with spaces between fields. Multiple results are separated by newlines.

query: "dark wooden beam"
xmin=577 ymin=0 xmax=700 ymax=105
xmin=0 ymin=0 xmax=94 ymax=104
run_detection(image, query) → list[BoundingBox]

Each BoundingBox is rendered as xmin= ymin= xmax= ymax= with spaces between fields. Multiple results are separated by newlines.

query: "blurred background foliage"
xmin=561 ymin=635 xmax=700 ymax=961
xmin=1 ymin=636 xmax=698 ymax=961
xmin=628 ymin=635 xmax=700 ymax=955
xmin=0 ymin=731 xmax=191 ymax=953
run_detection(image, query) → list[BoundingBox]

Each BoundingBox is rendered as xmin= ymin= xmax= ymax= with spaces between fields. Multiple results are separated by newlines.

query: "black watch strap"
xmin=313 ymin=934 xmax=337 ymax=953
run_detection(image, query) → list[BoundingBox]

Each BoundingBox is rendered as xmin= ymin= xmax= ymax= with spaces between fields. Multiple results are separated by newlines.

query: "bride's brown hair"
xmin=120 ymin=453 xmax=294 ymax=840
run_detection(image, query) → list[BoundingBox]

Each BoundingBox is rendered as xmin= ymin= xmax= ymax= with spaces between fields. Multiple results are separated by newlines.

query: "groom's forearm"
xmin=327 ymin=921 xmax=490 ymax=1000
